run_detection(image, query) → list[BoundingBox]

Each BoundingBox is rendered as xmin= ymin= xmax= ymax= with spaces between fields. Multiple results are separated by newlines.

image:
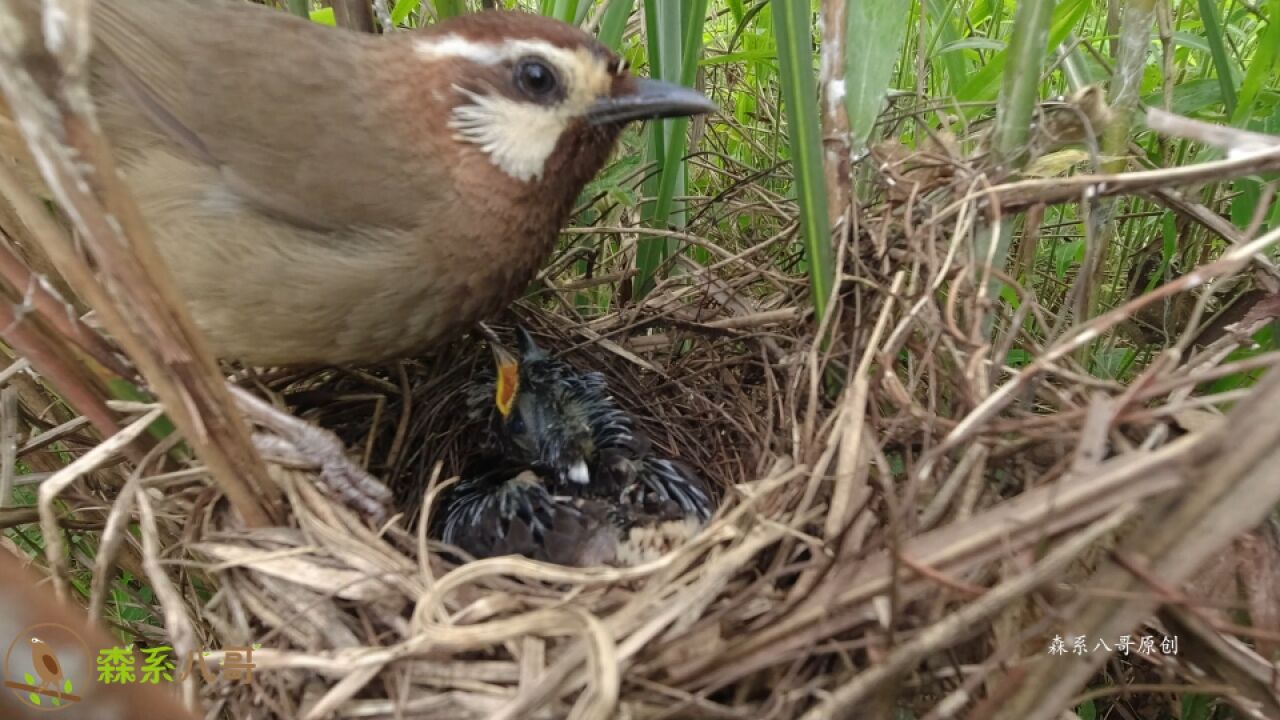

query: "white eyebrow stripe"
xmin=414 ymin=34 xmax=566 ymax=65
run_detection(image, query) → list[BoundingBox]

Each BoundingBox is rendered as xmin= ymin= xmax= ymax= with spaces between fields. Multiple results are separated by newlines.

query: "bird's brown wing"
xmin=17 ymin=0 xmax=452 ymax=231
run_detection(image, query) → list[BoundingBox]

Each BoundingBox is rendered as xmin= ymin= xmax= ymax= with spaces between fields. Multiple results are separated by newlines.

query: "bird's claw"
xmin=231 ymin=386 xmax=393 ymax=525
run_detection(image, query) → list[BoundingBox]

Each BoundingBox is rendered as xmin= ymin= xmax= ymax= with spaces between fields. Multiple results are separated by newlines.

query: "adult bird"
xmin=432 ymin=326 xmax=713 ymax=566
xmin=0 ymin=0 xmax=715 ymax=366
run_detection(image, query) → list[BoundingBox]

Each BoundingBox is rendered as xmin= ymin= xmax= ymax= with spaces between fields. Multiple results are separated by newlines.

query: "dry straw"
xmin=0 ymin=3 xmax=1279 ymax=720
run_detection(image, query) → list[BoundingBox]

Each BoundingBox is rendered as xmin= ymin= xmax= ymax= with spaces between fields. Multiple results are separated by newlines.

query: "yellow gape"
xmin=495 ymin=359 xmax=520 ymax=418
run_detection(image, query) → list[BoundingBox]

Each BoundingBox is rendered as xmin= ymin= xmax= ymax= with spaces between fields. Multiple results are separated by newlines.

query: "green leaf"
xmin=773 ymin=0 xmax=833 ymax=322
xmin=938 ymin=37 xmax=1005 ymax=54
xmin=635 ymin=0 xmax=707 ymax=297
xmin=1094 ymin=346 xmax=1136 ymax=380
xmin=1141 ymin=78 xmax=1225 ymax=115
xmin=957 ymin=0 xmax=1089 ymax=107
xmin=1006 ymin=348 xmax=1032 ymax=367
xmin=391 ymin=0 xmax=421 ymax=25
xmin=1170 ymin=30 xmax=1213 ymax=54
xmin=308 ymin=7 xmax=335 ymax=25
xmin=597 ymin=0 xmax=634 ymax=51
xmin=924 ymin=0 xmax=970 ymax=94
xmin=108 ymin=379 xmax=177 ymax=442
xmin=550 ymin=0 xmax=579 ymax=23
xmin=845 ymin=0 xmax=913 ymax=150
xmin=1231 ymin=0 xmax=1280 ymax=124
xmin=698 ymin=49 xmax=777 ymax=66
xmin=1054 ymin=238 xmax=1084 ymax=280
xmin=726 ymin=0 xmax=744 ymax=23
xmin=1181 ymin=692 xmax=1214 ymax=720
xmin=990 ymin=0 xmax=1058 ymax=161
xmin=434 ymin=0 xmax=466 ymax=19
xmin=1198 ymin=0 xmax=1237 ymax=118
xmin=1209 ymin=324 xmax=1275 ymax=393
xmin=999 ymin=282 xmax=1020 ymax=309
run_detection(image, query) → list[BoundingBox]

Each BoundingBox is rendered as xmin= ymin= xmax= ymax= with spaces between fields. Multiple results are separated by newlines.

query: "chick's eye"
xmin=515 ymin=58 xmax=558 ymax=99
xmin=507 ymin=414 xmax=527 ymax=435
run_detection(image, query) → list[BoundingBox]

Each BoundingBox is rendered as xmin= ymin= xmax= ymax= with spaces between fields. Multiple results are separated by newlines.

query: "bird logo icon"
xmin=3 ymin=623 xmax=87 ymax=711
xmin=28 ymin=638 xmax=63 ymax=693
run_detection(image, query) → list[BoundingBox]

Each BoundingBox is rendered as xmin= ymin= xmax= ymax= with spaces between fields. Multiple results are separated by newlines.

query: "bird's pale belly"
xmin=128 ymin=154 xmax=539 ymax=366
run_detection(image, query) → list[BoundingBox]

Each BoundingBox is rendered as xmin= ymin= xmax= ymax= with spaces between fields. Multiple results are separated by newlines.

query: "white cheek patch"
xmin=418 ymin=35 xmax=615 ymax=183
xmin=449 ymin=89 xmax=570 ymax=183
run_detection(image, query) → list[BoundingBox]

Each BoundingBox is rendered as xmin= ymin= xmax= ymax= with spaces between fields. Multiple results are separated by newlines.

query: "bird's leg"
xmin=228 ymin=385 xmax=392 ymax=524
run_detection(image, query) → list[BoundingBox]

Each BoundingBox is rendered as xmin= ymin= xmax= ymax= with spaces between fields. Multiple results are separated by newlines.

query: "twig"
xmin=38 ymin=406 xmax=164 ymax=601
xmin=929 ymin=144 xmax=1280 ymax=221
xmin=800 ymin=506 xmax=1133 ymax=720
xmin=987 ymin=367 xmax=1280 ymax=720
xmin=1145 ymin=107 xmax=1280 ymax=152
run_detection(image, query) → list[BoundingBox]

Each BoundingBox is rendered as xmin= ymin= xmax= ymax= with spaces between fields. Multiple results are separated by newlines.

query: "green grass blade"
xmin=991 ymin=0 xmax=1056 ymax=164
xmin=645 ymin=0 xmax=707 ymax=260
xmin=434 ymin=0 xmax=466 ymax=19
xmin=772 ymin=0 xmax=832 ymax=323
xmin=923 ymin=0 xmax=969 ymax=95
xmin=635 ymin=1 xmax=669 ymax=298
xmin=976 ymin=0 xmax=1055 ymax=334
xmin=391 ymin=0 xmax=421 ymax=25
xmin=725 ymin=0 xmax=744 ymax=23
xmin=1197 ymin=0 xmax=1237 ymax=118
xmin=844 ymin=0 xmax=911 ymax=150
xmin=678 ymin=0 xmax=707 ymax=87
xmin=308 ymin=6 xmax=335 ymax=24
xmin=636 ymin=0 xmax=702 ymax=297
xmin=597 ymin=0 xmax=634 ymax=50
xmin=1231 ymin=0 xmax=1280 ymax=125
xmin=957 ymin=0 xmax=1089 ymax=107
xmin=551 ymin=0 xmax=580 ymax=23
xmin=286 ymin=0 xmax=310 ymax=19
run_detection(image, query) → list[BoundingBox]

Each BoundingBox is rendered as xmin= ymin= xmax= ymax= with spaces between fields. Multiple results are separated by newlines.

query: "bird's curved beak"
xmin=588 ymin=77 xmax=717 ymax=126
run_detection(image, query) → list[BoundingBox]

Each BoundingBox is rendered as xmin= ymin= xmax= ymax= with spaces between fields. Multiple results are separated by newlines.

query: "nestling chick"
xmin=435 ymin=463 xmax=706 ymax=567
xmin=466 ymin=327 xmax=713 ymax=520
xmin=436 ymin=466 xmax=619 ymax=566
xmin=0 ymin=0 xmax=715 ymax=366
xmin=432 ymin=326 xmax=713 ymax=566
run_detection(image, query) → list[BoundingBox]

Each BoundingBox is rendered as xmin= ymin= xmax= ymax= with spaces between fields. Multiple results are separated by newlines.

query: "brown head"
xmin=410 ymin=11 xmax=715 ymax=200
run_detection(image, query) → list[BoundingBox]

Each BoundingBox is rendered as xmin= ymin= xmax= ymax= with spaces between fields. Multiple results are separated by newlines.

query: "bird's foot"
xmin=230 ymin=386 xmax=392 ymax=525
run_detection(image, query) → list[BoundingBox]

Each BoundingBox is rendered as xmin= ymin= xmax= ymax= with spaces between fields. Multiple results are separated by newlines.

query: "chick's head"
xmin=467 ymin=328 xmax=634 ymax=490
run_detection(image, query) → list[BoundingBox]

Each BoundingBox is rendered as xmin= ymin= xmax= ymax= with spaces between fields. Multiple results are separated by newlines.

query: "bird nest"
xmin=194 ymin=312 xmax=774 ymax=718
xmin=5 ymin=96 xmax=1280 ymax=720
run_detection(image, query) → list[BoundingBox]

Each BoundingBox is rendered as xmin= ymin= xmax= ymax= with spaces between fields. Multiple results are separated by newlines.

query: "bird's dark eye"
xmin=508 ymin=414 xmax=527 ymax=435
xmin=515 ymin=58 xmax=558 ymax=99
